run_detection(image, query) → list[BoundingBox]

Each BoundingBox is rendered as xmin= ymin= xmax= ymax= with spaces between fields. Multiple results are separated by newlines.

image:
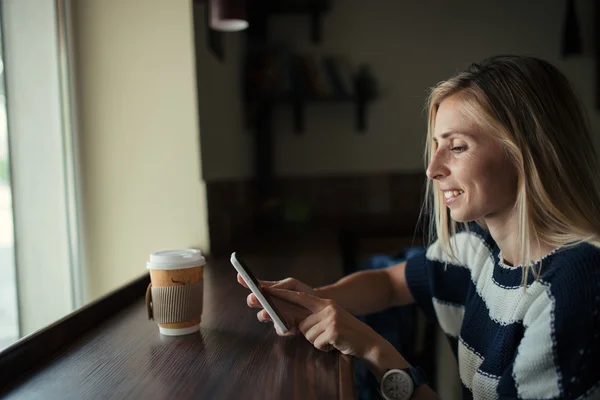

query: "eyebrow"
xmin=433 ymin=131 xmax=472 ymax=141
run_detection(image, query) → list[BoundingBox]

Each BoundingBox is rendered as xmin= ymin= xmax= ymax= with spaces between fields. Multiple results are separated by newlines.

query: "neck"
xmin=484 ymin=209 xmax=554 ymax=267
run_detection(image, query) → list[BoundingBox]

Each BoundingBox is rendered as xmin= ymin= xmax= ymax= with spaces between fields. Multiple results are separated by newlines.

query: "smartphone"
xmin=231 ymin=252 xmax=290 ymax=334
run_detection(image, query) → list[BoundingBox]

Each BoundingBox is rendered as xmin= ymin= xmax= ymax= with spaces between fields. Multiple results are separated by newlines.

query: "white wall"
xmin=72 ymin=0 xmax=210 ymax=301
xmin=264 ymin=0 xmax=599 ymax=176
xmin=193 ymin=3 xmax=253 ymax=181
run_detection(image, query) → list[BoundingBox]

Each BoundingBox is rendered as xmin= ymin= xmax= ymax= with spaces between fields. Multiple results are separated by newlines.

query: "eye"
xmin=451 ymin=146 xmax=467 ymax=153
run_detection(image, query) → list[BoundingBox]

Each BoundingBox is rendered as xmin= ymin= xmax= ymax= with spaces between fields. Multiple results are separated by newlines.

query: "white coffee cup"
xmin=145 ymin=249 xmax=206 ymax=336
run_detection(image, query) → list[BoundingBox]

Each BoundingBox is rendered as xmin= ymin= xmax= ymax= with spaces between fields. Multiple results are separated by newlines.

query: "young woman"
xmin=238 ymin=55 xmax=600 ymax=400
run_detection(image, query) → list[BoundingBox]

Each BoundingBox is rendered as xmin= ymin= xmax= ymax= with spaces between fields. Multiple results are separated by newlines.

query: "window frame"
xmin=1 ymin=0 xmax=84 ymax=337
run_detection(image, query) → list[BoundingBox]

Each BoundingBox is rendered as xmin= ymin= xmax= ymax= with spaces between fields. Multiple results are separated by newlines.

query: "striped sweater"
xmin=405 ymin=224 xmax=600 ymax=399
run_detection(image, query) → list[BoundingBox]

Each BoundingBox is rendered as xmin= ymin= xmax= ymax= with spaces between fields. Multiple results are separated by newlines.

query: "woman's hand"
xmin=237 ymin=274 xmax=314 ymax=335
xmin=237 ymin=274 xmax=315 ymax=295
xmin=265 ymin=287 xmax=387 ymax=360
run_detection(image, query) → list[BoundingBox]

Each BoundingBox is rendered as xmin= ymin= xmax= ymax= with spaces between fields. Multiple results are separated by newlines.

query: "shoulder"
xmin=541 ymin=243 xmax=600 ymax=291
xmin=536 ymin=243 xmax=600 ymax=329
xmin=425 ymin=222 xmax=496 ymax=267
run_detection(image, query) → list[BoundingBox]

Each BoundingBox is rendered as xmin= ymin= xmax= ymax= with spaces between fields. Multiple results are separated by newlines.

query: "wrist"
xmin=363 ymin=338 xmax=410 ymax=382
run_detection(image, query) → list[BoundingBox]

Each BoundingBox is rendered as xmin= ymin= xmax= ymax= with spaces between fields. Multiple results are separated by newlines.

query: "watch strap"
xmin=403 ymin=366 xmax=428 ymax=388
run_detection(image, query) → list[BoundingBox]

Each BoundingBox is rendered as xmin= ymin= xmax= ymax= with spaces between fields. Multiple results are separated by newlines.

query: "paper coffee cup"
xmin=145 ymin=249 xmax=205 ymax=336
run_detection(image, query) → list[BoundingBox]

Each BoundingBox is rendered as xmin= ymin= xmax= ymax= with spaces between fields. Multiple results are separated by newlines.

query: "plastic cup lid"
xmin=146 ymin=249 xmax=206 ymax=270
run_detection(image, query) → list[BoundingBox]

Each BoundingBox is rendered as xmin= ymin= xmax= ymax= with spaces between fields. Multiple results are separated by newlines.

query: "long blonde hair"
xmin=424 ymin=55 xmax=600 ymax=281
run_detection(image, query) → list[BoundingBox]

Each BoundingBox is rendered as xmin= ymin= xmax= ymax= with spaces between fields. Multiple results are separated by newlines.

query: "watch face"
xmin=382 ymin=370 xmax=414 ymax=400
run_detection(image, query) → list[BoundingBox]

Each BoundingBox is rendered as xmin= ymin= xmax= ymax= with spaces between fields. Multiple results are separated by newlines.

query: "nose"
xmin=426 ymin=150 xmax=449 ymax=181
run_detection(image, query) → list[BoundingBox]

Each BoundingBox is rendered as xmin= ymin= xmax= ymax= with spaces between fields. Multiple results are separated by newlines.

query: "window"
xmin=0 ymin=0 xmax=83 ymax=350
xmin=0 ymin=24 xmax=18 ymax=351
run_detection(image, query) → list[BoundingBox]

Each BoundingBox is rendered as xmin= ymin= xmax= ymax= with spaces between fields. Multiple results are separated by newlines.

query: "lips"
xmin=442 ymin=189 xmax=464 ymax=205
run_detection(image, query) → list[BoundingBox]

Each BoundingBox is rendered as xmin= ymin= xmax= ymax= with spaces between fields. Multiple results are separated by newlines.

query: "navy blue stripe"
xmin=496 ymin=351 xmax=519 ymax=399
xmin=459 ymin=289 xmax=525 ymax=377
xmin=491 ymin=247 xmax=540 ymax=288
xmin=405 ymin=253 xmax=437 ymax=322
xmin=549 ymin=249 xmax=600 ymax=399
xmin=428 ymin=259 xmax=472 ymax=306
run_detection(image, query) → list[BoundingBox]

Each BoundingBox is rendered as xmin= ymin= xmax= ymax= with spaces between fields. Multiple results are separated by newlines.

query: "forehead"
xmin=433 ymin=96 xmax=481 ymax=140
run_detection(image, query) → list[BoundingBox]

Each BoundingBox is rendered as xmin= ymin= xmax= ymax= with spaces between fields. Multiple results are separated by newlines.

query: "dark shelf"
xmin=279 ymin=95 xmax=358 ymax=102
xmin=248 ymin=95 xmax=365 ymax=103
xmin=247 ymin=92 xmax=377 ymax=134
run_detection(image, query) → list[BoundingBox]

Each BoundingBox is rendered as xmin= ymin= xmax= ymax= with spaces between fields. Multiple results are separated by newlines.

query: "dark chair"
xmin=350 ymin=247 xmax=438 ymax=400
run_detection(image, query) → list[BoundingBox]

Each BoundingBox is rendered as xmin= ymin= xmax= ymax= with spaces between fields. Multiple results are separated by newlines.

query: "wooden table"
xmin=0 ymin=232 xmax=356 ymax=399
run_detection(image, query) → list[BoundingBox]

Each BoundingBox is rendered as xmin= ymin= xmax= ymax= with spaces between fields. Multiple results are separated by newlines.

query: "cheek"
xmin=476 ymin=161 xmax=518 ymax=205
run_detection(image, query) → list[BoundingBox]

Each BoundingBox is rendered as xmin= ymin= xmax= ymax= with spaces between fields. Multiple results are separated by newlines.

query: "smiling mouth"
xmin=443 ymin=190 xmax=464 ymax=202
xmin=444 ymin=190 xmax=464 ymax=199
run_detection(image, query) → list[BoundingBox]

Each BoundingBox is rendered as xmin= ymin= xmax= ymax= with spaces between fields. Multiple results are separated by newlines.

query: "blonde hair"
xmin=424 ymin=55 xmax=600 ymax=282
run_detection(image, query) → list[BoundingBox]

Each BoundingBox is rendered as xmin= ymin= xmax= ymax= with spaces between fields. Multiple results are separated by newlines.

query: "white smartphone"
xmin=231 ymin=252 xmax=290 ymax=334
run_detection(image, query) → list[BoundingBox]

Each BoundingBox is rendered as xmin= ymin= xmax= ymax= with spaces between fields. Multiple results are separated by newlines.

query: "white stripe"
xmin=427 ymin=232 xmax=549 ymax=324
xmin=426 ymin=231 xmax=490 ymax=271
xmin=513 ymin=292 xmax=561 ymax=398
xmin=458 ymin=338 xmax=483 ymax=390
xmin=458 ymin=339 xmax=499 ymax=399
xmin=473 ymin=371 xmax=500 ymax=400
xmin=432 ymin=298 xmax=464 ymax=338
xmin=428 ymin=232 xmax=560 ymax=398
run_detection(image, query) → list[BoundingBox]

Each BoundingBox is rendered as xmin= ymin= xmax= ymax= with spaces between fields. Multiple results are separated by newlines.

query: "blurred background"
xmin=0 ymin=0 xmax=597 ymax=398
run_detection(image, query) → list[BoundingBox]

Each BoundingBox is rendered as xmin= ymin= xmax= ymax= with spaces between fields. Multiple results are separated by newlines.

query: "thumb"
xmin=266 ymin=287 xmax=328 ymax=314
xmin=270 ymin=278 xmax=297 ymax=290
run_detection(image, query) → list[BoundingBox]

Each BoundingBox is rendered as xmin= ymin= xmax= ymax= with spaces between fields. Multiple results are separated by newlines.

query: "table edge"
xmin=0 ymin=273 xmax=150 ymax=393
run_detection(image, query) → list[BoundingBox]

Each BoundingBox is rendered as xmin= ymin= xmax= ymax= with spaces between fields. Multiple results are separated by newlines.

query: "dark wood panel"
xmin=1 ymin=234 xmax=355 ymax=399
xmin=205 ymin=173 xmax=425 ymax=257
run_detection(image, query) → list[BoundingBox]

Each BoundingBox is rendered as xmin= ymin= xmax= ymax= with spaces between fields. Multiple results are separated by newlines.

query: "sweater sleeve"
xmin=404 ymin=234 xmax=476 ymax=324
xmin=404 ymin=250 xmax=437 ymax=322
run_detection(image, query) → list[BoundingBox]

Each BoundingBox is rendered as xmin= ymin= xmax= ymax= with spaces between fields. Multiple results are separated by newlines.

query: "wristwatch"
xmin=379 ymin=366 xmax=428 ymax=400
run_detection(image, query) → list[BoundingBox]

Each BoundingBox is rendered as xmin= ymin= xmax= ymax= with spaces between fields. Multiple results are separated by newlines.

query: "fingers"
xmin=256 ymin=309 xmax=272 ymax=323
xmin=246 ymin=293 xmax=262 ymax=308
xmin=296 ymin=305 xmax=344 ymax=353
xmin=257 ymin=307 xmax=297 ymax=337
xmin=266 ymin=287 xmax=329 ymax=313
xmin=236 ymin=273 xmax=249 ymax=288
xmin=301 ymin=316 xmax=328 ymax=344
xmin=270 ymin=277 xmax=299 ymax=291
xmin=313 ymin=331 xmax=335 ymax=352
xmin=298 ymin=314 xmax=335 ymax=352
xmin=251 ymin=294 xmax=311 ymax=327
xmin=275 ymin=324 xmax=297 ymax=337
xmin=237 ymin=274 xmax=317 ymax=338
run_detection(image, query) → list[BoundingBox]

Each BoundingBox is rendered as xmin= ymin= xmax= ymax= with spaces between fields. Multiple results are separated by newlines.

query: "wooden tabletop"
xmin=1 ymin=232 xmax=356 ymax=399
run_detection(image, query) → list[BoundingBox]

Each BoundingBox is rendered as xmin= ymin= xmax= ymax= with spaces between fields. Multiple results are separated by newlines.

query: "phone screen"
xmin=234 ymin=253 xmax=289 ymax=329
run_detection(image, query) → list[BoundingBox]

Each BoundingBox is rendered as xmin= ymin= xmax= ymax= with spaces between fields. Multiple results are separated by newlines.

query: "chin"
xmin=449 ymin=208 xmax=475 ymax=223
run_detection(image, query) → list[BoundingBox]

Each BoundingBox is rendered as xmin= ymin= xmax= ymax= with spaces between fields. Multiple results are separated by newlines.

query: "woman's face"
xmin=426 ymin=96 xmax=519 ymax=223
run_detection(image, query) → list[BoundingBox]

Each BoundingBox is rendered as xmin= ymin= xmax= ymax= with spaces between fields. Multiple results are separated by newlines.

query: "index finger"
xmin=265 ymin=287 xmax=329 ymax=314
